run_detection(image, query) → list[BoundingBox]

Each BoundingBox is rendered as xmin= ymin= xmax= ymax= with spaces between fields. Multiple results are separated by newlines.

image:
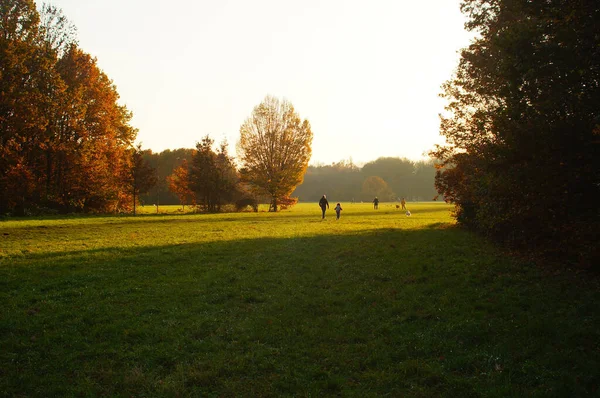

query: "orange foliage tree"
xmin=0 ymin=1 xmax=137 ymax=215
xmin=167 ymin=159 xmax=196 ymax=210
xmin=237 ymin=96 xmax=313 ymax=212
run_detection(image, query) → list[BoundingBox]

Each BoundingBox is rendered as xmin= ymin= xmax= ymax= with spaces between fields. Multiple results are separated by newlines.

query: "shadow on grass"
xmin=1 ymin=227 xmax=599 ymax=397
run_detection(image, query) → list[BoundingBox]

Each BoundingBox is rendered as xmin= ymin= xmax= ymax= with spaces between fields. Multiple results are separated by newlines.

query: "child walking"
xmin=334 ymin=203 xmax=343 ymax=220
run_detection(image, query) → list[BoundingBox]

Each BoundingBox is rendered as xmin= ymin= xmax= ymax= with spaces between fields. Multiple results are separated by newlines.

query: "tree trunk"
xmin=270 ymin=197 xmax=278 ymax=212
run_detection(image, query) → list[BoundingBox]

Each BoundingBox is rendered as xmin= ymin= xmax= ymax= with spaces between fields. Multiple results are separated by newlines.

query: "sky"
xmin=44 ymin=0 xmax=473 ymax=165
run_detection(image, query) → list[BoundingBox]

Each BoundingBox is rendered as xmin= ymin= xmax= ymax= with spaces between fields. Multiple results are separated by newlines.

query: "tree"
xmin=361 ymin=176 xmax=395 ymax=202
xmin=0 ymin=0 xmax=56 ymax=214
xmin=39 ymin=3 xmax=77 ymax=56
xmin=0 ymin=2 xmax=138 ymax=215
xmin=237 ymin=96 xmax=313 ymax=211
xmin=213 ymin=140 xmax=239 ymax=210
xmin=142 ymin=148 xmax=194 ymax=206
xmin=125 ymin=144 xmax=157 ymax=215
xmin=292 ymin=157 xmax=438 ymax=202
xmin=431 ymin=0 xmax=600 ymax=266
xmin=167 ymin=159 xmax=195 ymax=210
xmin=292 ymin=160 xmax=362 ymax=202
xmin=361 ymin=157 xmax=436 ymax=201
xmin=189 ymin=136 xmax=238 ymax=212
xmin=52 ymin=45 xmax=137 ymax=213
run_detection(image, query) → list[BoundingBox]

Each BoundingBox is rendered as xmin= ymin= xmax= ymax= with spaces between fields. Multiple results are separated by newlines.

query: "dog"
xmin=405 ymin=210 xmax=411 ymax=216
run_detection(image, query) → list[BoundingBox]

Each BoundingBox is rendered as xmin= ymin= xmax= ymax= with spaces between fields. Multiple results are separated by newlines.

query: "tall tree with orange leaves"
xmin=0 ymin=1 xmax=138 ymax=215
xmin=237 ymin=96 xmax=313 ymax=212
xmin=0 ymin=0 xmax=59 ymax=215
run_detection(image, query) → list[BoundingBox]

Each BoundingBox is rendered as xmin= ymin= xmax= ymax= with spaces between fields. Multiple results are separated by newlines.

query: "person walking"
xmin=373 ymin=197 xmax=379 ymax=210
xmin=400 ymin=197 xmax=406 ymax=210
xmin=334 ymin=202 xmax=343 ymax=220
xmin=319 ymin=195 xmax=329 ymax=219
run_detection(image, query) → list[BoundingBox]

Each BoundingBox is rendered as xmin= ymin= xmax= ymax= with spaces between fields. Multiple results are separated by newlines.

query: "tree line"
xmin=141 ymin=153 xmax=439 ymax=208
xmin=292 ymin=157 xmax=438 ymax=203
xmin=0 ymin=1 xmax=144 ymax=215
xmin=433 ymin=0 xmax=599 ymax=267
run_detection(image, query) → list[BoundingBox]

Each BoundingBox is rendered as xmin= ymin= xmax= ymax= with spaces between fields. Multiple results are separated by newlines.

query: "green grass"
xmin=1 ymin=203 xmax=598 ymax=397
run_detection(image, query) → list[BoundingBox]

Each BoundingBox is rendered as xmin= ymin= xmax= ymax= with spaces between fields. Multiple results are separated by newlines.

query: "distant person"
xmin=319 ymin=195 xmax=329 ymax=219
xmin=334 ymin=203 xmax=343 ymax=220
xmin=401 ymin=197 xmax=406 ymax=210
xmin=373 ymin=197 xmax=379 ymax=210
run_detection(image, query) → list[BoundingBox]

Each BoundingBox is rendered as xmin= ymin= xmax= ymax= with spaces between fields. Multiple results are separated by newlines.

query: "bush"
xmin=235 ymin=197 xmax=258 ymax=212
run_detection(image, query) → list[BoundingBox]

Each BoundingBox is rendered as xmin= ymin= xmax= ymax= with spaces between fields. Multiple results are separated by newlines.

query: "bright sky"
xmin=45 ymin=0 xmax=472 ymax=165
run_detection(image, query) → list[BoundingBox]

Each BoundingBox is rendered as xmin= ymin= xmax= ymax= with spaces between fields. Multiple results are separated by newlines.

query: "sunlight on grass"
xmin=0 ymin=203 xmax=453 ymax=258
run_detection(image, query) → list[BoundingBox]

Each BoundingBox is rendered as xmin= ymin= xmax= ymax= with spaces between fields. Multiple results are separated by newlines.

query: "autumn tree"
xmin=142 ymin=148 xmax=194 ymax=206
xmin=167 ymin=159 xmax=195 ymax=210
xmin=49 ymin=45 xmax=137 ymax=213
xmin=431 ymin=0 xmax=600 ymax=266
xmin=39 ymin=3 xmax=77 ymax=56
xmin=0 ymin=1 xmax=137 ymax=215
xmin=237 ymin=96 xmax=313 ymax=211
xmin=0 ymin=0 xmax=57 ymax=214
xmin=361 ymin=176 xmax=395 ymax=202
xmin=125 ymin=144 xmax=157 ymax=215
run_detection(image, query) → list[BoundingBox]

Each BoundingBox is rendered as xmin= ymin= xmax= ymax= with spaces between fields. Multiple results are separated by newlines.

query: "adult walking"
xmin=373 ymin=197 xmax=379 ymax=210
xmin=319 ymin=195 xmax=329 ymax=219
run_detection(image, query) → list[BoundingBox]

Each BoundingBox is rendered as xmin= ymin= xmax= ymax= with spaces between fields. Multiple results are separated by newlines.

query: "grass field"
xmin=1 ymin=202 xmax=598 ymax=397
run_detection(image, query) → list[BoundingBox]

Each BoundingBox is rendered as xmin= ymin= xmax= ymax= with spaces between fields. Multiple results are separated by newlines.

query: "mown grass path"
xmin=1 ymin=203 xmax=598 ymax=397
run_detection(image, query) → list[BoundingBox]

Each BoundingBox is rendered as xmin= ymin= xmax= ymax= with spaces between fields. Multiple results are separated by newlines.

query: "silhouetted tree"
xmin=189 ymin=136 xmax=238 ymax=212
xmin=431 ymin=0 xmax=600 ymax=266
xmin=125 ymin=144 xmax=157 ymax=215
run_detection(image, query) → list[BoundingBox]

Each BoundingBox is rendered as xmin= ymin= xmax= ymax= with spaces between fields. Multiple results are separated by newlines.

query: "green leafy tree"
xmin=238 ymin=96 xmax=313 ymax=211
xmin=431 ymin=0 xmax=599 ymax=265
